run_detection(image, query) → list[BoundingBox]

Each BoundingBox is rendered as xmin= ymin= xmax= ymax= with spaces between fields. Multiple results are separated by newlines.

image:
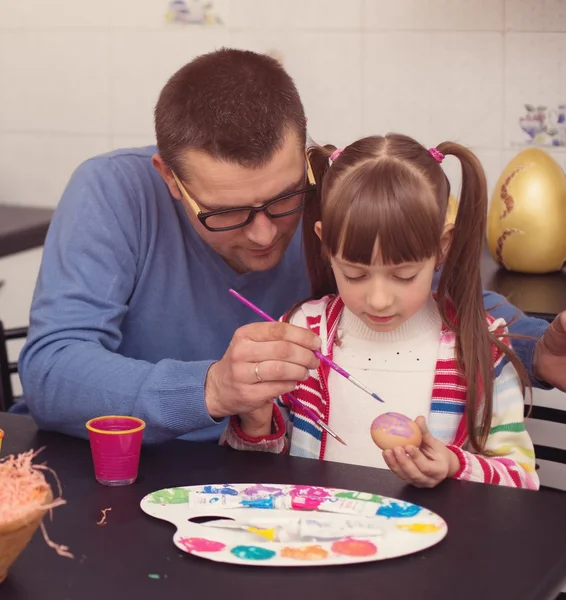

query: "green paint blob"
xmin=231 ymin=545 xmax=276 ymax=561
xmin=335 ymin=491 xmax=383 ymax=503
xmin=149 ymin=487 xmax=189 ymax=504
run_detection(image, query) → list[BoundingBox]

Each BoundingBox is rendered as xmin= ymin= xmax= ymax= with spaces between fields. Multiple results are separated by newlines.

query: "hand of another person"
xmin=239 ymin=402 xmax=275 ymax=438
xmin=382 ymin=417 xmax=460 ymax=488
xmin=205 ymin=321 xmax=320 ymax=419
xmin=533 ymin=311 xmax=566 ymax=392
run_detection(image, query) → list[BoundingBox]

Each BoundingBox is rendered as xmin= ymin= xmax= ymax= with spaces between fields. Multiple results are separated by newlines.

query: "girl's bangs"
xmin=322 ymin=160 xmax=445 ymax=266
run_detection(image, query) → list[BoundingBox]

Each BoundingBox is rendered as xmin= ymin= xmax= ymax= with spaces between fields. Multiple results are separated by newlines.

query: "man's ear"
xmin=152 ymin=154 xmax=182 ymax=201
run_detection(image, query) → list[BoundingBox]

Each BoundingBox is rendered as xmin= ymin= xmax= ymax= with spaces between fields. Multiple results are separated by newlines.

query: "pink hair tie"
xmin=329 ymin=148 xmax=344 ymax=166
xmin=429 ymin=148 xmax=444 ymax=163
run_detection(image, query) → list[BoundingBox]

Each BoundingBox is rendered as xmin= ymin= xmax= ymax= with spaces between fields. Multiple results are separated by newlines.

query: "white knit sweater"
xmin=325 ymin=297 xmax=442 ymax=467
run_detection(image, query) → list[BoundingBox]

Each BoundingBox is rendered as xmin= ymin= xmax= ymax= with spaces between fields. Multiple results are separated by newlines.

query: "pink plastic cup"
xmin=85 ymin=416 xmax=146 ymax=486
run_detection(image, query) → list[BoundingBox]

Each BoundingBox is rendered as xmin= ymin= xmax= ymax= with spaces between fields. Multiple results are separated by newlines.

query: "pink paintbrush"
xmin=229 ymin=289 xmax=347 ymax=446
xmin=229 ymin=289 xmax=385 ymax=404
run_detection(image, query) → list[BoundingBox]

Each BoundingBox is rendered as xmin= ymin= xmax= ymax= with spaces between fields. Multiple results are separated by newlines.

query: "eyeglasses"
xmin=171 ymin=155 xmax=317 ymax=232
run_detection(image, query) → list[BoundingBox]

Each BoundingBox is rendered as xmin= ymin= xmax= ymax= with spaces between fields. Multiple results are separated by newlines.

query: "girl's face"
xmin=316 ymin=222 xmax=452 ymax=332
xmin=330 ymin=253 xmax=437 ymax=332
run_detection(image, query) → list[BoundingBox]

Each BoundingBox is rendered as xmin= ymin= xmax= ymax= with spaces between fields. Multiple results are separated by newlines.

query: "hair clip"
xmin=429 ymin=148 xmax=444 ymax=163
xmin=328 ymin=148 xmax=344 ymax=166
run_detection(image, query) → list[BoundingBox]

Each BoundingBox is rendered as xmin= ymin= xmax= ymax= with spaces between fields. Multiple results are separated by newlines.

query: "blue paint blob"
xmin=240 ymin=496 xmax=275 ymax=509
xmin=377 ymin=501 xmax=422 ymax=518
xmin=202 ymin=484 xmax=239 ymax=496
xmin=231 ymin=545 xmax=277 ymax=561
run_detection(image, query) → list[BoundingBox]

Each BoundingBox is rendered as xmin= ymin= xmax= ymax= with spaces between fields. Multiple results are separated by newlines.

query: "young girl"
xmin=221 ymin=133 xmax=539 ymax=490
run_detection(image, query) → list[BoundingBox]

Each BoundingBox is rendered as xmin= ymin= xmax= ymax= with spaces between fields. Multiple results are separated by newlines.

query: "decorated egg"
xmin=487 ymin=148 xmax=566 ymax=274
xmin=370 ymin=412 xmax=422 ymax=450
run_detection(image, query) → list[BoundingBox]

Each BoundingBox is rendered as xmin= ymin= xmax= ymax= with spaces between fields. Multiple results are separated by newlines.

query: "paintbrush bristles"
xmin=318 ymin=421 xmax=347 ymax=446
xmin=347 ymin=375 xmax=385 ymax=403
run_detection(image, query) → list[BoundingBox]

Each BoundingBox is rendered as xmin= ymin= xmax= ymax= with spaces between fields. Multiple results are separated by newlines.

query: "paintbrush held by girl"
xmin=221 ymin=133 xmax=539 ymax=491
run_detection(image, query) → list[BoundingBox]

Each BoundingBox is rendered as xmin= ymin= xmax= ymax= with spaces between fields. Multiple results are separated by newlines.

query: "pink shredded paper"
xmin=0 ymin=449 xmax=73 ymax=558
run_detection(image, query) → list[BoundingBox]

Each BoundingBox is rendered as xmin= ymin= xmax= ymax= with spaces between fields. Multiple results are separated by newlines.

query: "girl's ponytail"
xmin=435 ymin=142 xmax=530 ymax=452
xmin=304 ymin=145 xmax=339 ymax=299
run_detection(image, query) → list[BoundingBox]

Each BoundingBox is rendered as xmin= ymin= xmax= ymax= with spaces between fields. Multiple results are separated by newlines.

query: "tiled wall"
xmin=0 ymin=0 xmax=565 ymax=209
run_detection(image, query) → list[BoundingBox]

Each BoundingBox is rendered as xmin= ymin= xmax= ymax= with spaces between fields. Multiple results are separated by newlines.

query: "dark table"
xmin=481 ymin=246 xmax=566 ymax=322
xmin=1 ymin=412 xmax=565 ymax=600
xmin=0 ymin=204 xmax=53 ymax=259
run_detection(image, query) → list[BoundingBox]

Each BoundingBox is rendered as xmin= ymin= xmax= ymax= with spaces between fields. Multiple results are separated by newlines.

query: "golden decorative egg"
xmin=487 ymin=148 xmax=566 ymax=274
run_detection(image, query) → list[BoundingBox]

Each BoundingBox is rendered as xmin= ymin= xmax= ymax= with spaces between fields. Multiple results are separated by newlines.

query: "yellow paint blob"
xmin=247 ymin=527 xmax=277 ymax=541
xmin=397 ymin=523 xmax=441 ymax=533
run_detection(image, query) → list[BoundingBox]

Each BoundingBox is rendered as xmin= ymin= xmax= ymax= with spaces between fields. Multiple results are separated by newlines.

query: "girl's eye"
xmin=343 ymin=273 xmax=366 ymax=282
xmin=395 ymin=275 xmax=417 ymax=283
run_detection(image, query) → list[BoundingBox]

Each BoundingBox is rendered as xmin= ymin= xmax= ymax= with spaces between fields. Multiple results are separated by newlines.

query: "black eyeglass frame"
xmin=171 ymin=154 xmax=317 ymax=232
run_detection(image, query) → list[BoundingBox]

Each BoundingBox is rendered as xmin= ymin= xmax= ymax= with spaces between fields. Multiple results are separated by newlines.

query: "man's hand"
xmin=533 ymin=311 xmax=566 ymax=392
xmin=205 ymin=321 xmax=320 ymax=419
xmin=382 ymin=417 xmax=460 ymax=488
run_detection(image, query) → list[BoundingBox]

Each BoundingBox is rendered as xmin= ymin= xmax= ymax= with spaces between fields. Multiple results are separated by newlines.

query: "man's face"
xmin=154 ymin=130 xmax=306 ymax=274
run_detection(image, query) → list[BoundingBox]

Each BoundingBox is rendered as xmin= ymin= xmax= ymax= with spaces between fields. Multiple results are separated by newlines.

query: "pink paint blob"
xmin=290 ymin=496 xmax=325 ymax=510
xmin=242 ymin=484 xmax=285 ymax=497
xmin=289 ymin=485 xmax=330 ymax=499
xmin=288 ymin=485 xmax=331 ymax=510
xmin=178 ymin=537 xmax=226 ymax=553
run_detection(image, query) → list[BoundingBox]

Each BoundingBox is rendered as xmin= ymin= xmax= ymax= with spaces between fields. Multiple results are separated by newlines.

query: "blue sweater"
xmin=18 ymin=147 xmax=549 ymax=443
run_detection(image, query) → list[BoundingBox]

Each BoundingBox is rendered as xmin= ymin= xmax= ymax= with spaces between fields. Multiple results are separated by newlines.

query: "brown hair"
xmin=301 ymin=134 xmax=530 ymax=454
xmin=154 ymin=48 xmax=306 ymax=179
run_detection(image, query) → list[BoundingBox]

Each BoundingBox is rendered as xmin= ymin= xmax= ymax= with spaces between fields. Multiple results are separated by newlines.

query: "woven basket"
xmin=0 ymin=486 xmax=52 ymax=584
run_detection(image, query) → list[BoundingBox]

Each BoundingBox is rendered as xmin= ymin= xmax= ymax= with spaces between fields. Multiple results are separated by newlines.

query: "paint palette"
xmin=140 ymin=483 xmax=447 ymax=567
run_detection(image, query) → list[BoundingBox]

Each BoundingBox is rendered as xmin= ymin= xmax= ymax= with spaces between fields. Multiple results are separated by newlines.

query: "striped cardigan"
xmin=222 ymin=295 xmax=539 ymax=490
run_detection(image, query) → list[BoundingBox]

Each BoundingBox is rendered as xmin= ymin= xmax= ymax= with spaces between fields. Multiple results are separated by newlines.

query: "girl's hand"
xmin=239 ymin=401 xmax=274 ymax=438
xmin=382 ymin=416 xmax=461 ymax=488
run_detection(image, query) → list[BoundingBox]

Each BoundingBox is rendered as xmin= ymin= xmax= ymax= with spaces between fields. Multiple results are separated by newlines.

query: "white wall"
xmin=1 ymin=0 xmax=566 ymax=210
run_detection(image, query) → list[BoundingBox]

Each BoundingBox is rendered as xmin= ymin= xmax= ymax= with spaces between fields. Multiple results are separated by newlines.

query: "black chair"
xmin=531 ymin=405 xmax=566 ymax=474
xmin=0 ymin=321 xmax=28 ymax=411
xmin=525 ymin=401 xmax=566 ymax=600
xmin=525 ymin=403 xmax=566 ymax=492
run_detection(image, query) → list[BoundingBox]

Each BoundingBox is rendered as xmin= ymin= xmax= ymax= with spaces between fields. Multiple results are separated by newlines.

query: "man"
xmin=18 ymin=48 xmax=566 ymax=443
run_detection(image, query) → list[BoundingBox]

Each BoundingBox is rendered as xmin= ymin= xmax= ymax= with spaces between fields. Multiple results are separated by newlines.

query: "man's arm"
xmin=19 ymin=158 xmax=220 ymax=443
xmin=483 ymin=290 xmax=550 ymax=388
xmin=20 ymin=157 xmax=321 ymax=443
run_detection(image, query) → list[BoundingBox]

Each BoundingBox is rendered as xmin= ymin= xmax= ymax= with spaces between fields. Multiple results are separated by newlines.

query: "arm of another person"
xmin=483 ymin=290 xmax=549 ymax=387
xmin=19 ymin=158 xmax=221 ymax=443
xmin=219 ymin=398 xmax=290 ymax=453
